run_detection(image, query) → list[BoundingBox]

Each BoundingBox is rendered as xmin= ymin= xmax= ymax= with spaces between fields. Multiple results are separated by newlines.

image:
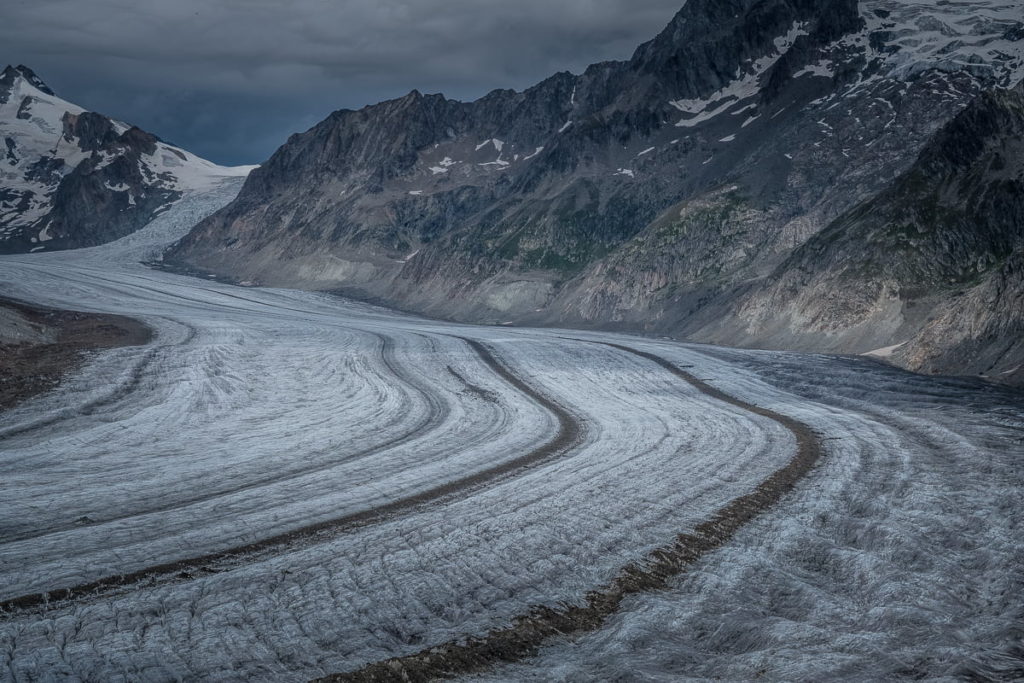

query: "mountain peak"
xmin=1 ymin=65 xmax=56 ymax=96
xmin=0 ymin=64 xmax=253 ymax=255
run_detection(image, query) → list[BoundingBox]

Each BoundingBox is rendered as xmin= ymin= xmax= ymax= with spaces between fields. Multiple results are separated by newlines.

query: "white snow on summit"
xmin=0 ymin=76 xmax=88 ymax=231
xmin=0 ymin=67 xmax=254 ymax=244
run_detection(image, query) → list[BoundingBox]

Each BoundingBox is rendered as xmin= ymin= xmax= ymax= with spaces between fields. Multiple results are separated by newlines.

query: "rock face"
xmin=0 ymin=65 xmax=253 ymax=254
xmin=717 ymin=81 xmax=1024 ymax=382
xmin=167 ymin=0 xmax=1024 ymax=381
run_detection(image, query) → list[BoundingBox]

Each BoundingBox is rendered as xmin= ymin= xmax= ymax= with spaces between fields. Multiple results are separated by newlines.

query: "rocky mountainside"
xmin=167 ymin=0 xmax=1024 ymax=381
xmin=0 ymin=65 xmax=253 ymax=254
xmin=711 ymin=80 xmax=1024 ymax=382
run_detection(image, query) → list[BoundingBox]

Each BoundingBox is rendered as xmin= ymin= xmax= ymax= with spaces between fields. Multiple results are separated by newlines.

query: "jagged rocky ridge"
xmin=0 ymin=65 xmax=252 ymax=254
xmin=167 ymin=0 xmax=1024 ymax=381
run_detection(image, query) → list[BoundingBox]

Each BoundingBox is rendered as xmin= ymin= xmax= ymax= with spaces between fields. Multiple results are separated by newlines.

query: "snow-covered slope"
xmin=0 ymin=65 xmax=254 ymax=254
xmin=865 ymin=0 xmax=1024 ymax=83
xmin=656 ymin=0 xmax=1024 ymax=134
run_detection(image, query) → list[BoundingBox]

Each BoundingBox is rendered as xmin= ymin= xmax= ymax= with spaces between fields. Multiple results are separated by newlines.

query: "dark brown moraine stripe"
xmin=0 ymin=296 xmax=151 ymax=412
xmin=0 ymin=338 xmax=582 ymax=614
xmin=315 ymin=341 xmax=823 ymax=683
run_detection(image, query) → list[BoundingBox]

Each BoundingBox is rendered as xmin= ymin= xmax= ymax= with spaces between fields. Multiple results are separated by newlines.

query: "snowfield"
xmin=0 ymin=181 xmax=1022 ymax=681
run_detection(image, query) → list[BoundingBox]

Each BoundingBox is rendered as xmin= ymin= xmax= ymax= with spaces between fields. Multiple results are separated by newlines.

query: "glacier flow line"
xmin=316 ymin=341 xmax=824 ymax=683
xmin=0 ymin=338 xmax=584 ymax=615
xmin=0 ymin=333 xmax=450 ymax=545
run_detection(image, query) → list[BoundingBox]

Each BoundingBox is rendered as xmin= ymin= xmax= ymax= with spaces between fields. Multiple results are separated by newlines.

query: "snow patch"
xmin=863 ymin=341 xmax=907 ymax=358
xmin=475 ymin=139 xmax=504 ymax=152
xmin=795 ymin=60 xmax=836 ymax=79
xmin=670 ymin=22 xmax=809 ymax=128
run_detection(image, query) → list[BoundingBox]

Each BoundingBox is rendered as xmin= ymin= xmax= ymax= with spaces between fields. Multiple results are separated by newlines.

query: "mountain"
xmin=0 ymin=65 xmax=253 ymax=254
xmin=166 ymin=0 xmax=1024 ymax=381
xmin=709 ymin=80 xmax=1024 ymax=382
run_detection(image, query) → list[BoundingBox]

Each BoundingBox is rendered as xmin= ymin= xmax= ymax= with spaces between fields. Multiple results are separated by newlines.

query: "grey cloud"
xmin=1 ymin=0 xmax=682 ymax=164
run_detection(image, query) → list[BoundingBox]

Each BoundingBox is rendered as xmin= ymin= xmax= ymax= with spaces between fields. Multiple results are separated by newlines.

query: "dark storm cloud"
xmin=1 ymin=0 xmax=683 ymax=164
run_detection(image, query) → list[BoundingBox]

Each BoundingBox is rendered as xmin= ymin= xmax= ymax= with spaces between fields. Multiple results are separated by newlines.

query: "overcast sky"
xmin=2 ymin=0 xmax=683 ymax=165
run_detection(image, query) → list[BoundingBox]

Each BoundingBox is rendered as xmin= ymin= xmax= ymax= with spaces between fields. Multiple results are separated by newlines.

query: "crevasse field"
xmin=0 ymin=179 xmax=1021 ymax=681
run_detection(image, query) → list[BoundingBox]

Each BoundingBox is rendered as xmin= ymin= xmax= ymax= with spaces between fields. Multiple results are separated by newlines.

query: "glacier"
xmin=0 ymin=179 xmax=1020 ymax=681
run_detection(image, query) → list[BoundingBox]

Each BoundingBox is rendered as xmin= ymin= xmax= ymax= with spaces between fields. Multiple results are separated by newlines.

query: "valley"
xmin=0 ymin=180 xmax=1020 ymax=681
xmin=2 ymin=0 xmax=1023 ymax=679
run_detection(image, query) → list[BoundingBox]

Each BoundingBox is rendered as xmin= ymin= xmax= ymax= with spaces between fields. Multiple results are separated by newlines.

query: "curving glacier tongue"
xmin=0 ymin=1 xmax=1022 ymax=679
xmin=0 ymin=170 xmax=1021 ymax=681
